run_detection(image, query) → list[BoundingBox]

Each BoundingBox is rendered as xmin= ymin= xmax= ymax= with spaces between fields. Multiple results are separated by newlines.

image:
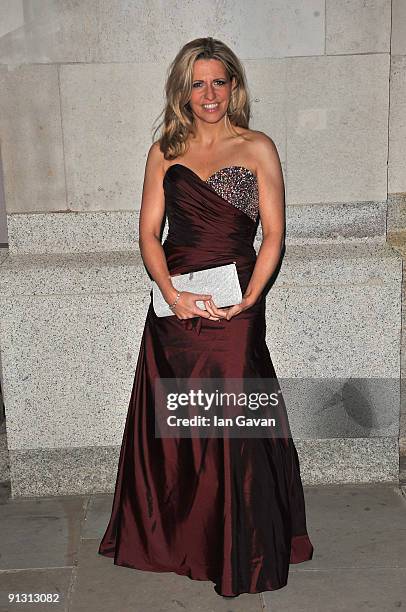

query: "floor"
xmin=0 ymin=480 xmax=405 ymax=612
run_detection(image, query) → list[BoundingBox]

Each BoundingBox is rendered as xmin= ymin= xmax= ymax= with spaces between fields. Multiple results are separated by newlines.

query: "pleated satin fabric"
xmin=98 ymin=164 xmax=314 ymax=597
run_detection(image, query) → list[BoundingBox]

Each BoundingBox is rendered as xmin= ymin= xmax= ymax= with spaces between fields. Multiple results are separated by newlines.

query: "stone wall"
xmin=0 ymin=1 xmax=404 ymax=495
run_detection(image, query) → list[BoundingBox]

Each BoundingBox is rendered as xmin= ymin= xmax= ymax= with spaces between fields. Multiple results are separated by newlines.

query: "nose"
xmin=204 ymin=83 xmax=216 ymax=100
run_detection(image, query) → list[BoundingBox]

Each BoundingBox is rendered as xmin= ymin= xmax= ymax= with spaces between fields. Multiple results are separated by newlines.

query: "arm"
xmin=242 ymin=132 xmax=285 ymax=303
xmin=205 ymin=132 xmax=285 ymax=321
xmin=138 ymin=142 xmax=179 ymax=306
xmin=139 ymin=143 xmax=214 ymax=319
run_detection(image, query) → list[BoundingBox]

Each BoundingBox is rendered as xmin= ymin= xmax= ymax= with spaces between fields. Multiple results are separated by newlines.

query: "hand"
xmin=205 ymin=294 xmax=257 ymax=321
xmin=171 ymin=291 xmax=220 ymax=321
xmin=203 ymin=299 xmax=230 ymax=321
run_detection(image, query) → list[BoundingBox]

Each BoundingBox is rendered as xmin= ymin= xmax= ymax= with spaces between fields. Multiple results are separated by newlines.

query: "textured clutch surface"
xmin=152 ymin=262 xmax=242 ymax=317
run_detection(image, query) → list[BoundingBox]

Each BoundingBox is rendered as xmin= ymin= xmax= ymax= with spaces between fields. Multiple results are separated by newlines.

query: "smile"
xmin=202 ymin=103 xmax=219 ymax=111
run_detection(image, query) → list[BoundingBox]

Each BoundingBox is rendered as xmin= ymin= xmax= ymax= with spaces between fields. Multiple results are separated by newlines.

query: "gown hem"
xmin=97 ymin=532 xmax=314 ymax=597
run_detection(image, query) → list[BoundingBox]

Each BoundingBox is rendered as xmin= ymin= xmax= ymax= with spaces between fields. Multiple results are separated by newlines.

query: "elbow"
xmin=262 ymin=230 xmax=285 ymax=252
xmin=138 ymin=233 xmax=148 ymax=255
xmin=139 ymin=231 xmax=159 ymax=253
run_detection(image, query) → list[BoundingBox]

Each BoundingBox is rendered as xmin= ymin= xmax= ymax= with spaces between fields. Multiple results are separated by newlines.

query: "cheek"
xmin=190 ymin=89 xmax=202 ymax=104
xmin=215 ymin=88 xmax=230 ymax=101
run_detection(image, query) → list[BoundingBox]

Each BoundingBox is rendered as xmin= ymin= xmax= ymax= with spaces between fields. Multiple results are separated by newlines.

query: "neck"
xmin=190 ymin=115 xmax=233 ymax=146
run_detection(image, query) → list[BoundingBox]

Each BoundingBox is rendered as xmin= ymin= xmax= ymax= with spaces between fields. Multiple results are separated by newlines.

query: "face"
xmin=188 ymin=58 xmax=236 ymax=123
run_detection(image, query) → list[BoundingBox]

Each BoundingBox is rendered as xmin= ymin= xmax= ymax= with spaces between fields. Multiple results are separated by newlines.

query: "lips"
xmin=202 ymin=103 xmax=219 ymax=112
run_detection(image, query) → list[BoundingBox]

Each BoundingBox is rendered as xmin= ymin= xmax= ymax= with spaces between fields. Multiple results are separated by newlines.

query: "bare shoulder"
xmin=145 ymin=140 xmax=166 ymax=175
xmin=231 ymin=127 xmax=280 ymax=175
xmin=244 ymin=130 xmax=285 ymax=205
xmin=139 ymin=141 xmax=166 ymax=225
xmin=247 ymin=130 xmax=281 ymax=168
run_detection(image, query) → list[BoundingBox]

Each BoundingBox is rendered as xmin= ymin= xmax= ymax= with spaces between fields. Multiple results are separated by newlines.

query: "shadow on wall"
xmin=0 ymin=142 xmax=8 ymax=246
xmin=0 ymin=383 xmax=4 ymax=421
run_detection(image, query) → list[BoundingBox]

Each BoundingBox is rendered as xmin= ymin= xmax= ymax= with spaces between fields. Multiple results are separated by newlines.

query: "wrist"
xmin=164 ymin=286 xmax=180 ymax=306
xmin=243 ymin=290 xmax=259 ymax=305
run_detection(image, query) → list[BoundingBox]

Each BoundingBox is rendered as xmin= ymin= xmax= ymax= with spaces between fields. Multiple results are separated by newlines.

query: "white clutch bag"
xmin=152 ymin=262 xmax=242 ymax=317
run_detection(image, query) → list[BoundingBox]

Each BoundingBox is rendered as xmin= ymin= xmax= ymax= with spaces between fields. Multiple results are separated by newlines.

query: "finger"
xmin=225 ymin=307 xmax=240 ymax=320
xmin=197 ymin=294 xmax=212 ymax=300
xmin=206 ymin=298 xmax=227 ymax=312
xmin=204 ymin=301 xmax=220 ymax=320
xmin=194 ymin=303 xmax=212 ymax=316
xmin=206 ymin=300 xmax=229 ymax=318
xmin=203 ymin=300 xmax=215 ymax=315
xmin=197 ymin=309 xmax=213 ymax=319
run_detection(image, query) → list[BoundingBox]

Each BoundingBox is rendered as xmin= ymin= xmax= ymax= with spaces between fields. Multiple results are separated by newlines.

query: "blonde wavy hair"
xmin=152 ymin=37 xmax=251 ymax=160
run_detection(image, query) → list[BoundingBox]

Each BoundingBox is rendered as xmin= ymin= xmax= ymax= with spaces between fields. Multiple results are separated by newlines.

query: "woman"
xmin=98 ymin=36 xmax=314 ymax=598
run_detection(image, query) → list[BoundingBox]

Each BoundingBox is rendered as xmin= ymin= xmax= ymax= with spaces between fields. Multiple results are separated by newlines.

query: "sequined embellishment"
xmin=205 ymin=166 xmax=259 ymax=222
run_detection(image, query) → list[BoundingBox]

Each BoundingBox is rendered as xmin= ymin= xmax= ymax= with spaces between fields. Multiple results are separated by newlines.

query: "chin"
xmin=200 ymin=112 xmax=226 ymax=122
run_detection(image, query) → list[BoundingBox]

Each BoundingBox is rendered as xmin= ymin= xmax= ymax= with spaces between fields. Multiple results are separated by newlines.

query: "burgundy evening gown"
xmin=98 ymin=163 xmax=314 ymax=597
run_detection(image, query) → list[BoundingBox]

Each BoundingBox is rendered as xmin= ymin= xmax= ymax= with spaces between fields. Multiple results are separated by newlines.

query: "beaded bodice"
xmin=164 ymin=163 xmax=259 ymax=223
xmin=205 ymin=166 xmax=259 ymax=222
xmin=163 ymin=162 xmax=259 ymax=266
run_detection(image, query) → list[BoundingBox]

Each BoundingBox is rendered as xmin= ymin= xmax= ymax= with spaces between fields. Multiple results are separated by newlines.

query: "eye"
xmin=192 ymin=79 xmax=227 ymax=88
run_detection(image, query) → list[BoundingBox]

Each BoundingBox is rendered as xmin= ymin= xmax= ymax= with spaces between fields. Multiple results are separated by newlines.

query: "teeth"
xmin=203 ymin=103 xmax=218 ymax=109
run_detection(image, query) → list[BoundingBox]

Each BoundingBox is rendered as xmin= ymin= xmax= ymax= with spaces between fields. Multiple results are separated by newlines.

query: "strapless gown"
xmin=98 ymin=163 xmax=314 ymax=597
